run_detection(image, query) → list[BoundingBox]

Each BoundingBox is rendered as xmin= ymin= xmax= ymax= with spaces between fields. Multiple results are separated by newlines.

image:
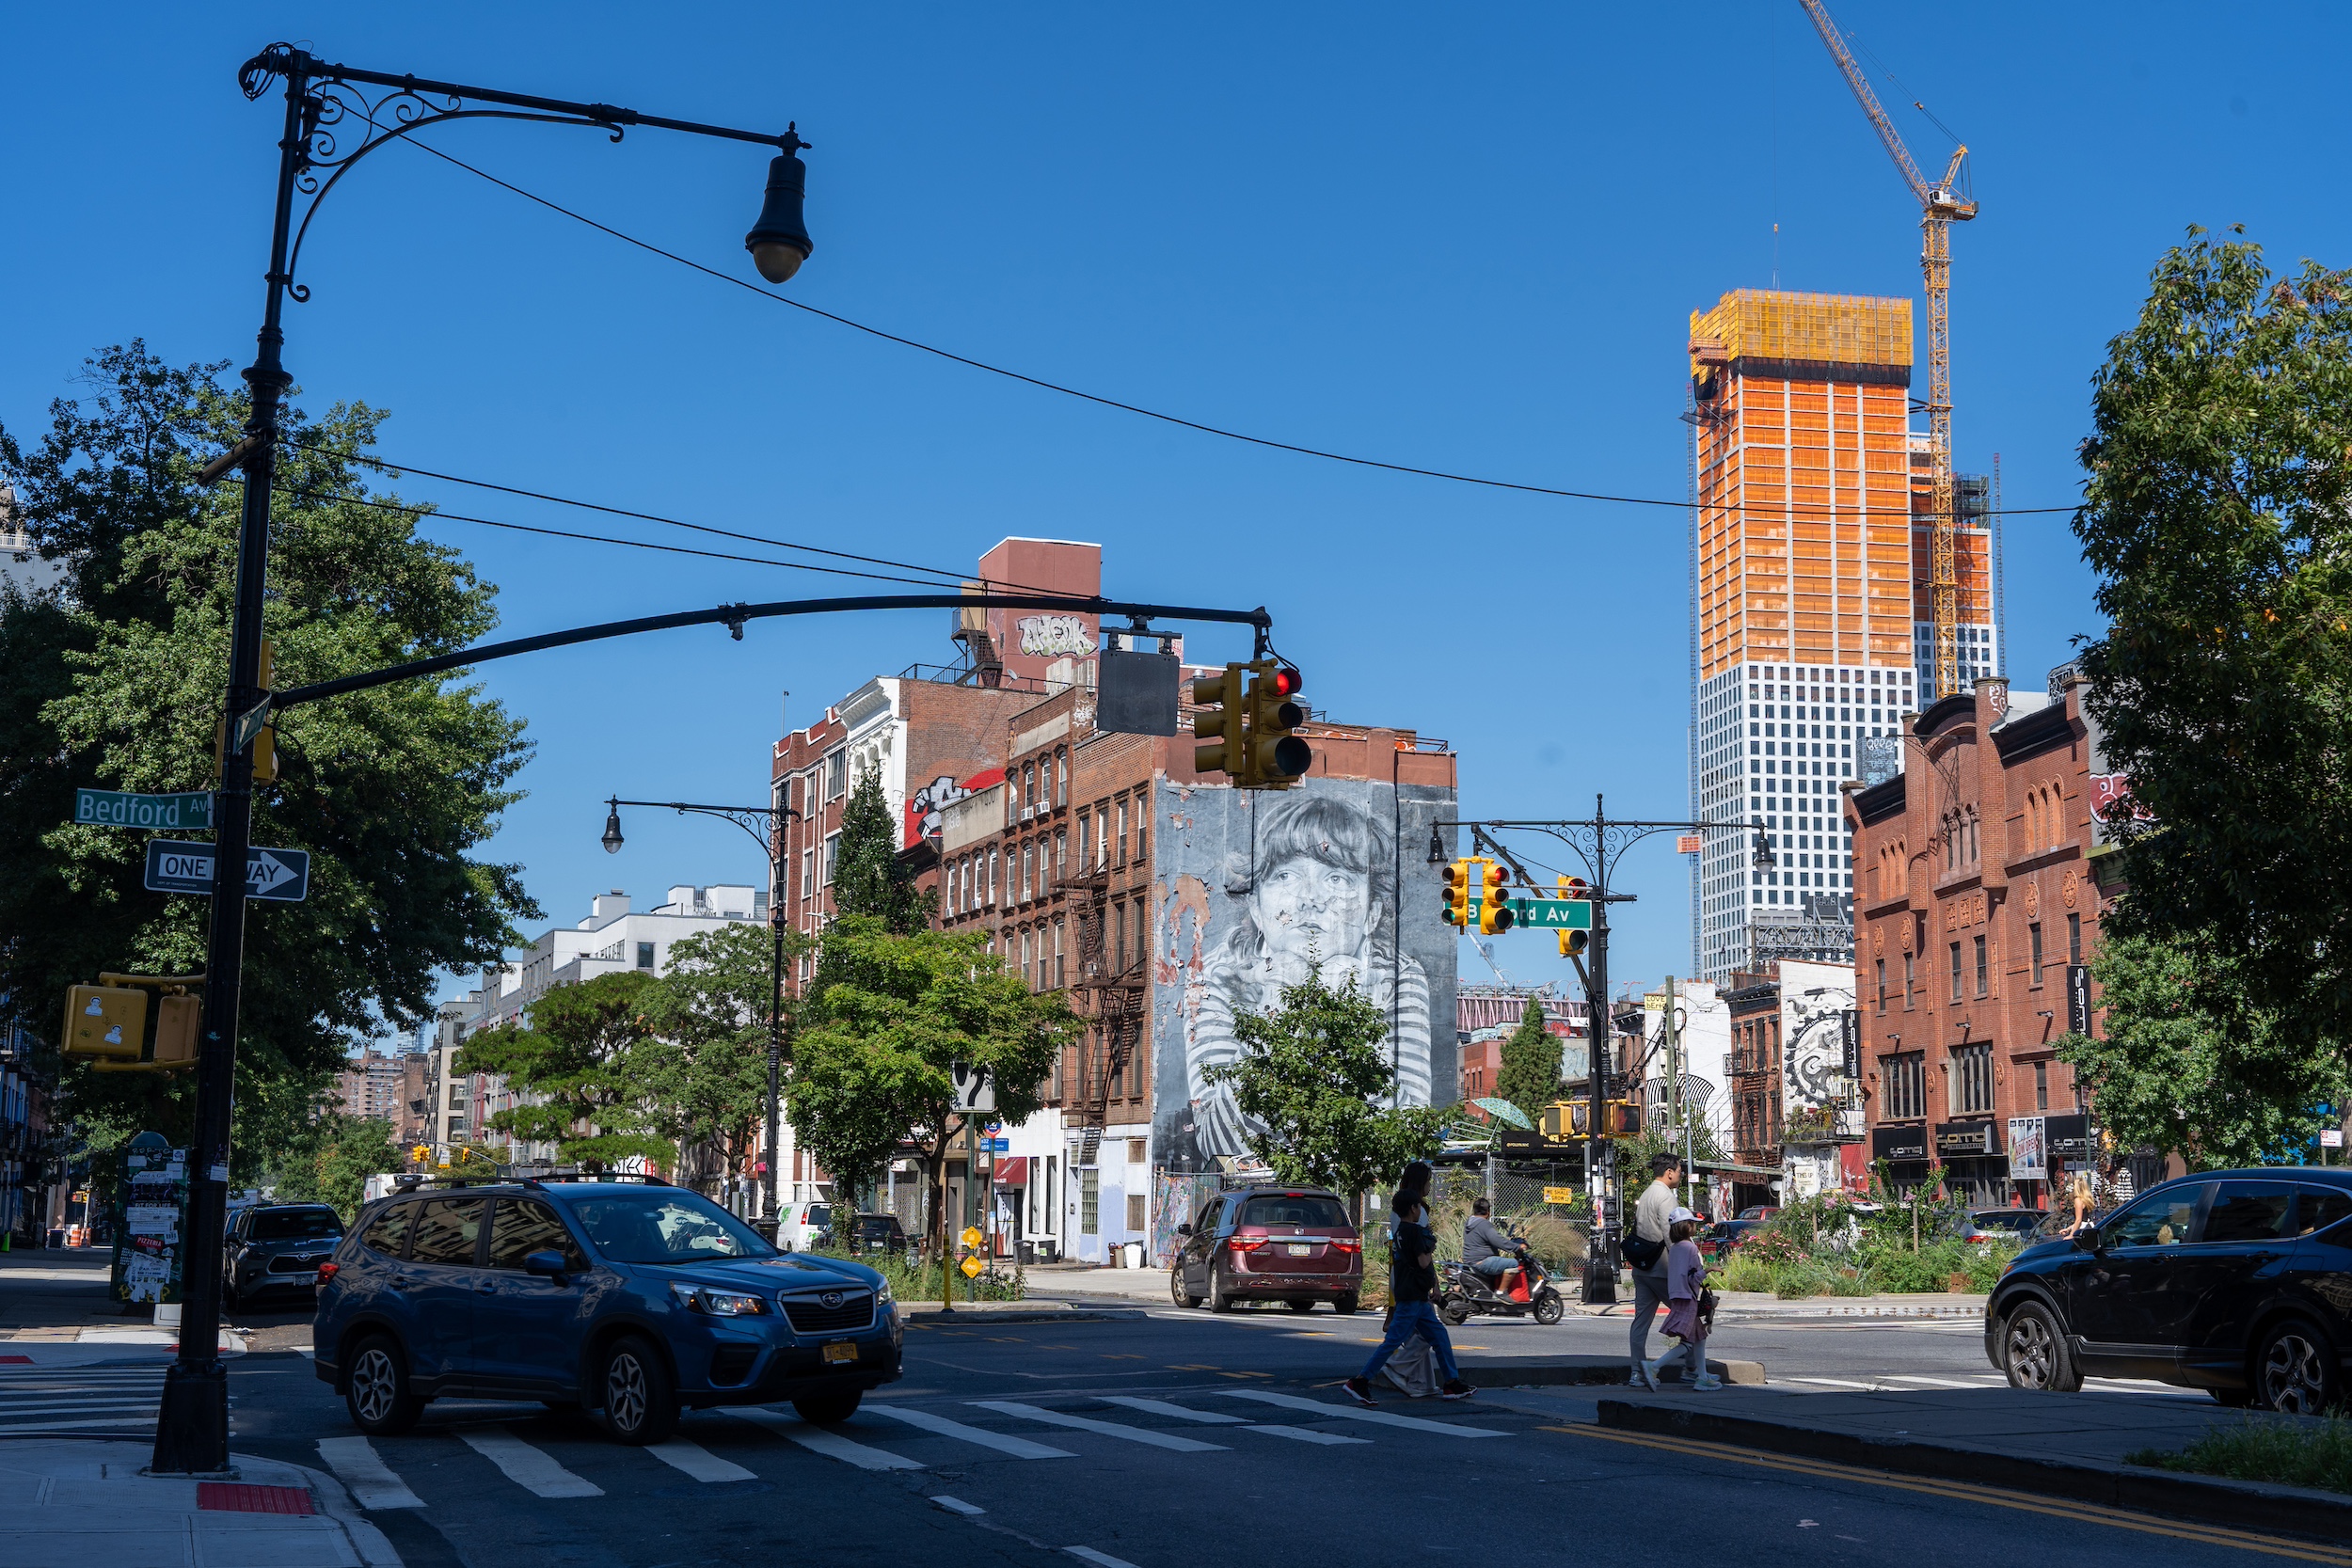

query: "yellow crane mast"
xmin=1797 ymin=0 xmax=1977 ymax=702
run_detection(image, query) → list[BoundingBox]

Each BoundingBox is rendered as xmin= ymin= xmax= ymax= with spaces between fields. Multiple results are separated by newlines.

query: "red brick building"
xmin=1846 ymin=671 xmax=2136 ymax=1206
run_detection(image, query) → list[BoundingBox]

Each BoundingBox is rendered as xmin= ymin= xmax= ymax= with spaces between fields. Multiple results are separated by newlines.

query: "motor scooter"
xmin=1438 ymin=1241 xmax=1564 ymax=1325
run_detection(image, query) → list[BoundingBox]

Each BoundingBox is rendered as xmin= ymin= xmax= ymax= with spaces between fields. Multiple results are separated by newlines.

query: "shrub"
xmin=2128 ymin=1416 xmax=2352 ymax=1496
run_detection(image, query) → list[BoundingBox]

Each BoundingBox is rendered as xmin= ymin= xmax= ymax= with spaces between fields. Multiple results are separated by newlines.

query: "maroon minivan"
xmin=1170 ymin=1186 xmax=1362 ymax=1313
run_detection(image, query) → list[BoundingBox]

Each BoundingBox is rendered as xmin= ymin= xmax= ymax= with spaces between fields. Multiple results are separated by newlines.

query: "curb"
xmin=1594 ymin=1400 xmax=2352 ymax=1541
xmin=1463 ymin=1358 xmax=1766 ymax=1389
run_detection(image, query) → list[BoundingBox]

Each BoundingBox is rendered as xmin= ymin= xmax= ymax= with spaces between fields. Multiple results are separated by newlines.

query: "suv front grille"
xmin=267 ymin=1254 xmax=327 ymax=1274
xmin=782 ymin=1291 xmax=874 ymax=1334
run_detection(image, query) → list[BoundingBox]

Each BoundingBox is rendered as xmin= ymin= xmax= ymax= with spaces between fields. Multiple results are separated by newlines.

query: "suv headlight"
xmin=671 ymin=1283 xmax=766 ymax=1316
xmin=875 ymin=1278 xmax=894 ymax=1306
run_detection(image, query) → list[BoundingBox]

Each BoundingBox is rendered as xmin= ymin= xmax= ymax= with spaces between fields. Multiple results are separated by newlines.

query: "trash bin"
xmin=1121 ymin=1242 xmax=1145 ymax=1269
xmin=1016 ymin=1241 xmax=1036 ymax=1266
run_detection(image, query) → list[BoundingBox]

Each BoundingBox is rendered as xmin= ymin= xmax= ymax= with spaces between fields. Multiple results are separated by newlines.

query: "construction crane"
xmin=1798 ymin=0 xmax=1977 ymax=703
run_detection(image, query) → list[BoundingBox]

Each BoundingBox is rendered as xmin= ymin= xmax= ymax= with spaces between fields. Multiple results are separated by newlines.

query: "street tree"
xmin=1493 ymin=1000 xmax=1564 ymax=1127
xmin=2072 ymin=230 xmax=2352 ymax=1146
xmin=637 ymin=923 xmax=810 ymax=1191
xmin=268 ymin=1112 xmax=403 ymax=1223
xmin=787 ymin=916 xmax=1078 ymax=1258
xmin=826 ymin=772 xmax=930 ymax=938
xmin=0 ymin=342 xmax=535 ymax=1161
xmin=454 ymin=970 xmax=671 ymax=1169
xmin=1204 ymin=964 xmax=1444 ymax=1216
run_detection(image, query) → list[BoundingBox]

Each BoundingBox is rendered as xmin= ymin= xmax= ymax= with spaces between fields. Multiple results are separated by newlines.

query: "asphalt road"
xmin=109 ymin=1288 xmax=2295 ymax=1568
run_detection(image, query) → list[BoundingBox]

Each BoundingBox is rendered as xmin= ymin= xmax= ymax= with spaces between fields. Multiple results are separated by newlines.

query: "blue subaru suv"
xmin=313 ymin=1175 xmax=900 ymax=1443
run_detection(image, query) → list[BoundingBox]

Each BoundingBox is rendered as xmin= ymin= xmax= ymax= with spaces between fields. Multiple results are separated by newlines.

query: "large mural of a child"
xmin=1181 ymin=789 xmax=1432 ymax=1164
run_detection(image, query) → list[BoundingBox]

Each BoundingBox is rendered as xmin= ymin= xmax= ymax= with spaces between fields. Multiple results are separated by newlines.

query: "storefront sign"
xmin=1871 ymin=1124 xmax=1929 ymax=1163
xmin=2067 ymin=965 xmax=2093 ymax=1035
xmin=2008 ymin=1117 xmax=2047 ymax=1180
xmin=2044 ymin=1113 xmax=2091 ymax=1163
xmin=1936 ymin=1120 xmax=2002 ymax=1159
xmin=1840 ymin=1009 xmax=1861 ymax=1078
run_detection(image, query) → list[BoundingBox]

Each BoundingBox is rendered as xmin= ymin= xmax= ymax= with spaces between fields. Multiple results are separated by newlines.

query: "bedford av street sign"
xmin=143 ymin=841 xmax=310 ymax=903
xmin=75 ymin=788 xmax=214 ymax=830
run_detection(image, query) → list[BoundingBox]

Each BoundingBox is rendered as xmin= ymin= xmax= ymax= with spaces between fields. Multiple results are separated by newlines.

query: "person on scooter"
xmin=1462 ymin=1198 xmax=1520 ymax=1295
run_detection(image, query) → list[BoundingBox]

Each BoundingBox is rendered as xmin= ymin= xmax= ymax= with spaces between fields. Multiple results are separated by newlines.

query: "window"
xmin=1881 ymin=1053 xmax=1926 ymax=1120
xmin=1134 ymin=801 xmax=1147 ymax=864
xmin=2203 ymin=1182 xmax=2298 ymax=1243
xmin=487 ymin=1199 xmax=585 ymax=1271
xmin=2068 ymin=912 xmax=2083 ymax=964
xmin=1126 ymin=1193 xmax=1147 ymax=1232
xmin=2105 ymin=1186 xmax=2208 ymax=1248
xmin=1095 ymin=805 xmax=1109 ymax=868
xmin=361 ymin=1203 xmax=414 ymax=1258
xmin=408 ymin=1197 xmax=487 ymax=1266
xmin=2034 ymin=1059 xmax=2048 ymax=1111
xmin=1949 ymin=942 xmax=1963 ymax=1004
xmin=636 ymin=942 xmax=657 ymax=970
xmin=1020 ymin=928 xmax=1034 ymax=990
xmin=1974 ymin=934 xmax=1988 ymax=997
xmin=1080 ymin=1169 xmax=1100 ymax=1235
xmin=1053 ymin=918 xmax=1065 ymax=989
xmin=801 ymin=847 xmax=815 ymax=898
xmin=1115 ymin=800 xmax=1128 ymax=865
xmin=1077 ymin=811 xmax=1090 ymax=870
xmin=825 ymin=750 xmax=847 ymax=800
xmin=1875 ymin=958 xmax=1886 ymax=1013
xmin=2030 ymin=922 xmax=2044 ymax=986
xmin=1056 ymin=749 xmax=1068 ymax=807
xmin=823 ymin=832 xmax=841 ymax=885
xmin=988 ymin=845 xmax=999 ymax=905
xmin=1112 ymin=902 xmax=1127 ymax=975
xmin=1904 ymin=952 xmax=1915 ymax=1009
xmin=1951 ymin=1043 xmax=1994 ymax=1115
xmin=2300 ymin=1189 xmax=2352 ymax=1236
xmin=1055 ymin=829 xmax=1067 ymax=884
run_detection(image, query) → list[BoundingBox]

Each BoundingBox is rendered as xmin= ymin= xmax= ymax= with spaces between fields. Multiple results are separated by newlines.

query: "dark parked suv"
xmin=1170 ymin=1185 xmax=1362 ymax=1313
xmin=1986 ymin=1168 xmax=2352 ymax=1413
xmin=313 ymin=1175 xmax=901 ymax=1443
xmin=225 ymin=1203 xmax=342 ymax=1308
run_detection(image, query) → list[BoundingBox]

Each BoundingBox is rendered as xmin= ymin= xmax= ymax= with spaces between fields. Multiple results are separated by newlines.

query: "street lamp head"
xmin=1426 ymin=824 xmax=1446 ymax=864
xmin=601 ymin=798 xmax=625 ymax=855
xmin=1752 ymin=828 xmax=1775 ymax=871
xmin=746 ymin=136 xmax=813 ymax=284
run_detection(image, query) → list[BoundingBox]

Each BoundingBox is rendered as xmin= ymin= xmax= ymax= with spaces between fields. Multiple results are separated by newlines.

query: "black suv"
xmin=1986 ymin=1168 xmax=2352 ymax=1412
xmin=225 ymin=1203 xmax=343 ymax=1308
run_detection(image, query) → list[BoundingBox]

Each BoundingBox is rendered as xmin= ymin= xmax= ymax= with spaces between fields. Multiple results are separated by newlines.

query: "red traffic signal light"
xmin=1477 ymin=863 xmax=1515 ymax=935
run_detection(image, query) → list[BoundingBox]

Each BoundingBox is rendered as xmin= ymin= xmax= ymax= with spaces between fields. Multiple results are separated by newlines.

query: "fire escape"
xmin=1067 ymin=861 xmax=1144 ymax=1149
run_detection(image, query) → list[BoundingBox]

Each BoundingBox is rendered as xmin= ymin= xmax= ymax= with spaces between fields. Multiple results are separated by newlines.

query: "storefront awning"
xmin=994 ymin=1157 xmax=1028 ymax=1186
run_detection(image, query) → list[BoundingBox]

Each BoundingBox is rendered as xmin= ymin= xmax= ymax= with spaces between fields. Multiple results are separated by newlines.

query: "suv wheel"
xmin=1171 ymin=1269 xmax=1203 ymax=1310
xmin=2255 ymin=1318 xmax=2340 ymax=1415
xmin=598 ymin=1336 xmax=678 ymax=1445
xmin=792 ymin=1389 xmax=862 ymax=1425
xmin=1999 ymin=1302 xmax=2080 ymax=1392
xmin=344 ymin=1334 xmax=424 ymax=1435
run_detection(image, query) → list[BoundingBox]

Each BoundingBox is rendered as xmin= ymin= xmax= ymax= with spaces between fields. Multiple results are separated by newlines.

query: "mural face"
xmin=1779 ymin=958 xmax=1857 ymax=1142
xmin=1152 ymin=777 xmax=1458 ymax=1173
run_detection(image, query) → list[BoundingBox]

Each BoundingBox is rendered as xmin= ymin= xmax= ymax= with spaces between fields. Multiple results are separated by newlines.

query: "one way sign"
xmin=144 ymin=841 xmax=311 ymax=903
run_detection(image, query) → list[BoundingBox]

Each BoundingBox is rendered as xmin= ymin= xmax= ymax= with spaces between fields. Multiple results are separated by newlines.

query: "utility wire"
xmin=396 ymin=133 xmax=2078 ymax=521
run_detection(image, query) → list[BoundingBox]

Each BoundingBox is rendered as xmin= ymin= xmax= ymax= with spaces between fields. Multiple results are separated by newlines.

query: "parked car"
xmin=1970 ymin=1208 xmax=2079 ymax=1244
xmin=774 ymin=1201 xmax=834 ymax=1252
xmin=844 ymin=1213 xmax=908 ymax=1257
xmin=223 ymin=1203 xmax=343 ymax=1309
xmin=312 ymin=1175 xmax=901 ymax=1444
xmin=1985 ymin=1169 xmax=2352 ymax=1412
xmin=1737 ymin=1206 xmax=1780 ymax=1222
xmin=1698 ymin=1218 xmax=1764 ymax=1261
xmin=1169 ymin=1185 xmax=1362 ymax=1313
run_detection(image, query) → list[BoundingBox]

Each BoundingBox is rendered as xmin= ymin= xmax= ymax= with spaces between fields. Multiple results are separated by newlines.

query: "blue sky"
xmin=6 ymin=3 xmax=2346 ymax=1019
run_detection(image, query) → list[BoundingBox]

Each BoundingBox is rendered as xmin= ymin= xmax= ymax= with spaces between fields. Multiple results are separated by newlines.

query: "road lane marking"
xmin=457 ymin=1425 xmax=604 ymax=1498
xmin=874 ymin=1406 xmax=1074 ymax=1458
xmin=931 ymin=1496 xmax=984 ymax=1515
xmin=1548 ymin=1426 xmax=2352 ymax=1566
xmin=0 ymin=1417 xmax=167 ymax=1434
xmin=646 ymin=1437 xmax=758 ymax=1482
xmin=1215 ymin=1388 xmax=1508 ymax=1437
xmin=1095 ymin=1397 xmax=1246 ymax=1425
xmin=1775 ymin=1377 xmax=1880 ymax=1389
xmin=1066 ymin=1548 xmax=1141 ymax=1568
xmin=726 ymin=1407 xmax=924 ymax=1470
xmin=1882 ymin=1375 xmax=2002 ymax=1389
xmin=315 ymin=1437 xmax=424 ymax=1509
xmin=972 ymin=1402 xmax=1228 ymax=1452
xmin=1244 ymin=1424 xmax=1371 ymax=1446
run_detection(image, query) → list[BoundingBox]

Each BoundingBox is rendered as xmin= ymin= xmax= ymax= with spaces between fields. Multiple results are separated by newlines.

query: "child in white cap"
xmin=1646 ymin=1206 xmax=1723 ymax=1391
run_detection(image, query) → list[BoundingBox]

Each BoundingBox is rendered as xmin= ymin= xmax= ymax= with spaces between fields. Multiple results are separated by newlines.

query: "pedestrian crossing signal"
xmin=63 ymin=986 xmax=145 ymax=1060
xmin=1477 ymin=863 xmax=1515 ymax=935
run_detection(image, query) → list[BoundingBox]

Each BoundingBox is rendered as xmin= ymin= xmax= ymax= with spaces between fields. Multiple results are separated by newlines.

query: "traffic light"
xmin=215 ymin=638 xmax=278 ymax=784
xmin=1478 ymin=863 xmax=1515 ymax=935
xmin=1556 ymin=875 xmax=1589 ymax=957
xmin=1439 ymin=860 xmax=1473 ymax=927
xmin=63 ymin=985 xmax=146 ymax=1061
xmin=1242 ymin=661 xmax=1311 ymax=787
xmin=1191 ymin=663 xmax=1245 ymax=779
xmin=1540 ymin=1101 xmax=1577 ymax=1139
xmin=67 ymin=974 xmax=202 ymax=1071
xmin=409 ymin=1144 xmax=431 ymax=1165
xmin=1604 ymin=1100 xmax=1644 ymax=1137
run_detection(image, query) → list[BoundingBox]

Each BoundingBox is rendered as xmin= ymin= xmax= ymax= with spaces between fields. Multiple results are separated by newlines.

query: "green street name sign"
xmin=1505 ymin=897 xmax=1593 ymax=930
xmin=74 ymin=788 xmax=214 ymax=831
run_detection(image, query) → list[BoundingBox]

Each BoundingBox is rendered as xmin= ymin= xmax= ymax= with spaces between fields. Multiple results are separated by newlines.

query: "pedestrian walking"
xmin=1345 ymin=1162 xmax=1473 ymax=1405
xmin=1652 ymin=1206 xmax=1723 ymax=1391
xmin=1626 ymin=1151 xmax=1681 ymax=1387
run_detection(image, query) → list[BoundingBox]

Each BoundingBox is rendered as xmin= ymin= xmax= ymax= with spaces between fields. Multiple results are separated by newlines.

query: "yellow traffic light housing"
xmin=1477 ymin=863 xmax=1515 ymax=935
xmin=215 ymin=638 xmax=278 ymax=784
xmin=1191 ymin=663 xmax=1245 ymax=780
xmin=1243 ymin=661 xmax=1311 ymax=788
xmin=1604 ymin=1100 xmax=1644 ymax=1137
xmin=1540 ymin=1101 xmax=1578 ymax=1140
xmin=1439 ymin=860 xmax=1473 ymax=927
xmin=64 ymin=985 xmax=147 ymax=1060
xmin=1558 ymin=928 xmax=1588 ymax=958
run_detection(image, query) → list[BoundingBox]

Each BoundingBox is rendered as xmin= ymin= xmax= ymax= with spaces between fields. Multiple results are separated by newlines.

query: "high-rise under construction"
xmin=1685 ymin=288 xmax=1995 ymax=984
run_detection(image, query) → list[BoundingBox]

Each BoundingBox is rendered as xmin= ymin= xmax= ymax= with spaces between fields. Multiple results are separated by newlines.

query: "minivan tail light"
xmin=315 ymin=1261 xmax=339 ymax=1287
xmin=1227 ymin=1237 xmax=1266 ymax=1252
xmin=1330 ymin=1239 xmax=1362 ymax=1254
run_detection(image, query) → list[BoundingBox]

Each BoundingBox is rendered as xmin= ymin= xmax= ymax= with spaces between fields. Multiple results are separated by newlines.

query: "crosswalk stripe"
xmin=316 ymin=1436 xmax=425 ymax=1509
xmin=931 ymin=1495 xmax=985 ymax=1515
xmin=1244 ymin=1423 xmax=1371 ymax=1446
xmin=457 ymin=1425 xmax=605 ymax=1498
xmin=971 ymin=1402 xmax=1226 ymax=1453
xmin=0 ymin=1401 xmax=163 ymax=1416
xmin=646 ymin=1438 xmax=758 ymax=1483
xmin=0 ymin=1416 xmax=161 ymax=1433
xmin=726 ymin=1407 xmax=924 ymax=1470
xmin=874 ymin=1406 xmax=1074 ymax=1458
xmin=1779 ymin=1376 xmax=1878 ymax=1389
xmin=1093 ymin=1397 xmax=1247 ymax=1425
xmin=1066 ymin=1547 xmax=1142 ymax=1568
xmin=1883 ymin=1375 xmax=2000 ymax=1389
xmin=1216 ymin=1389 xmax=1508 ymax=1437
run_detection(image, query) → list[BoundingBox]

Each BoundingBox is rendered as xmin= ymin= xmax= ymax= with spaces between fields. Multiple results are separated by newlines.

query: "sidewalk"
xmin=1574 ymin=1289 xmax=1986 ymax=1320
xmin=1595 ymin=1385 xmax=2352 ymax=1539
xmin=1017 ymin=1261 xmax=1170 ymax=1303
xmin=0 ymin=1440 xmax=398 ymax=1567
xmin=0 ymin=1247 xmax=251 ymax=1366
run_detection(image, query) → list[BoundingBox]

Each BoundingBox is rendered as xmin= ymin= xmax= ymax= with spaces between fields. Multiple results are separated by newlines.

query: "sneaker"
xmin=1342 ymin=1376 xmax=1377 ymax=1407
xmin=1690 ymin=1373 xmax=1724 ymax=1391
xmin=1638 ymin=1357 xmax=1665 ymax=1390
xmin=1439 ymin=1379 xmax=1475 ymax=1401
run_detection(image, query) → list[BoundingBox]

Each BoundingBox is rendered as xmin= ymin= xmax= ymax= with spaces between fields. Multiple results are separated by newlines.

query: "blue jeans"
xmin=1359 ymin=1300 xmax=1461 ymax=1383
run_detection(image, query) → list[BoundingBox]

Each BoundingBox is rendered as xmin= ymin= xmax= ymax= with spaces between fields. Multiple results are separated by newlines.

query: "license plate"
xmin=1286 ymin=1243 xmax=1313 ymax=1257
xmin=822 ymin=1342 xmax=858 ymax=1364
